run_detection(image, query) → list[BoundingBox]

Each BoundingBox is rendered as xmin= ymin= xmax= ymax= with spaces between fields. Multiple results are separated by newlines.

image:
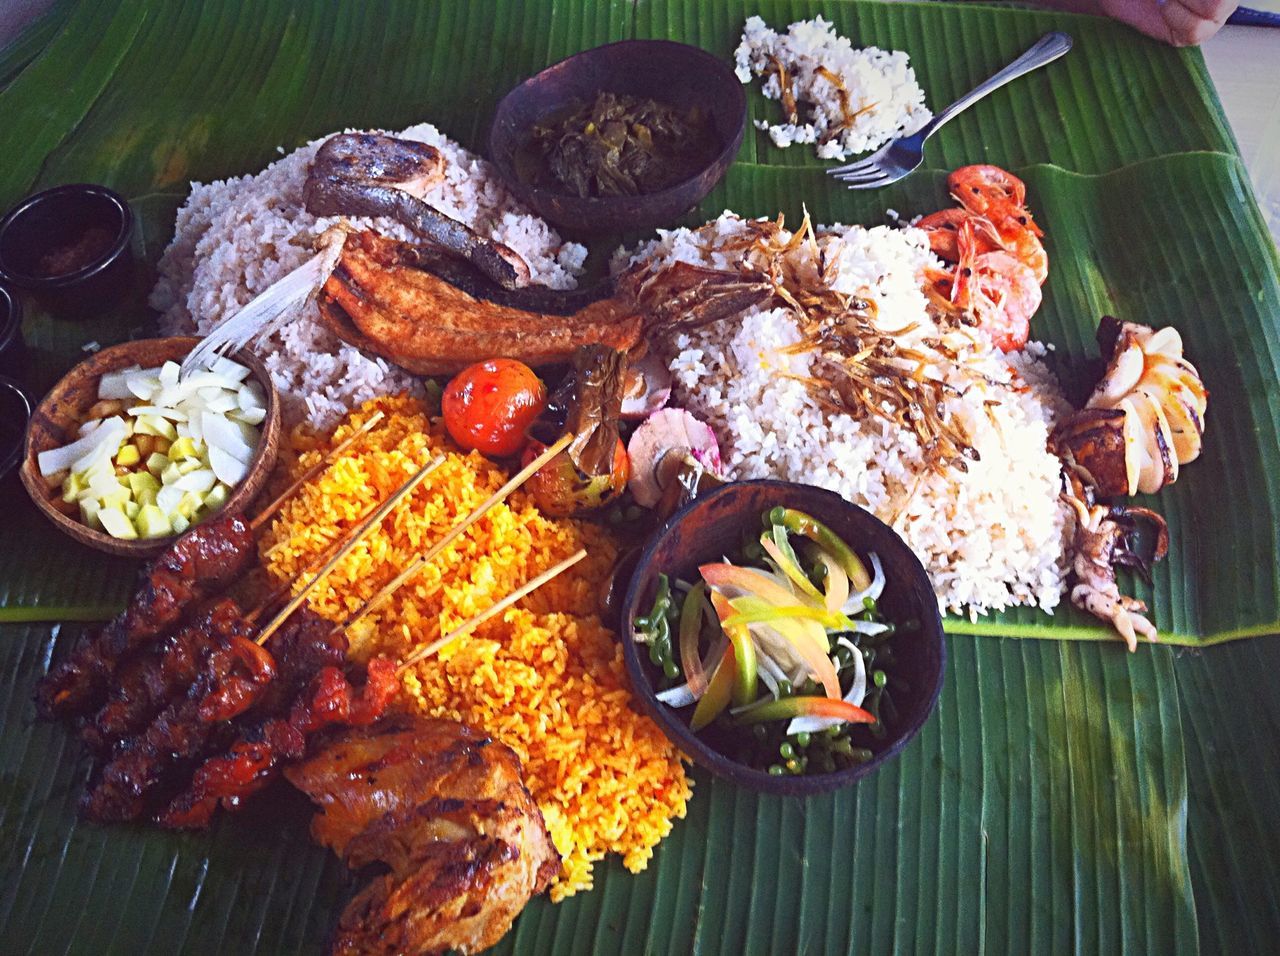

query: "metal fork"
xmin=828 ymin=31 xmax=1073 ymax=189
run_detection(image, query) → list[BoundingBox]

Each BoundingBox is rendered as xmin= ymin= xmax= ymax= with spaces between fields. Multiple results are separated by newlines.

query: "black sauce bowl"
xmin=621 ymin=480 xmax=945 ymax=796
xmin=488 ymin=39 xmax=746 ymax=238
xmin=0 ymin=283 xmax=24 ymax=379
xmin=0 ymin=376 xmax=32 ymax=481
xmin=0 ymin=184 xmax=134 ymax=317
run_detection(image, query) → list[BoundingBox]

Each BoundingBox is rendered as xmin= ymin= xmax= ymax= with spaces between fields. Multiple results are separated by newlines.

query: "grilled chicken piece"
xmin=285 ymin=713 xmax=559 ymax=956
xmin=318 ymin=229 xmax=776 ymax=375
xmin=304 ymin=133 xmax=532 ymax=290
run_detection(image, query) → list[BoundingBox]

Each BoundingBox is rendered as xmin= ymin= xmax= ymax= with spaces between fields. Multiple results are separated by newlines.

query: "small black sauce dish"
xmin=0 ymin=376 xmax=32 ymax=481
xmin=0 ymin=184 xmax=134 ymax=317
xmin=489 ymin=39 xmax=746 ymax=238
xmin=0 ymin=282 xmax=24 ymax=379
xmin=621 ymin=480 xmax=946 ymax=796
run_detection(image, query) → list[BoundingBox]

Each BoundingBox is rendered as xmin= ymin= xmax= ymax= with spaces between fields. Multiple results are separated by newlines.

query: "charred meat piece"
xmin=35 ymin=514 xmax=256 ymax=720
xmin=318 ymin=230 xmax=775 ymax=375
xmin=81 ymin=613 xmax=276 ymax=823
xmin=286 ymin=713 xmax=559 ymax=956
xmin=81 ymin=598 xmax=250 ymax=753
xmin=304 ymin=133 xmax=531 ymax=291
xmin=159 ymin=621 xmax=396 ymax=830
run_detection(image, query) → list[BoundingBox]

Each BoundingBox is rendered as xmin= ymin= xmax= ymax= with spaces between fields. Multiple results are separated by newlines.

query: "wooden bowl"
xmin=621 ymin=480 xmax=945 ymax=796
xmin=20 ymin=336 xmax=280 ymax=558
xmin=488 ymin=39 xmax=746 ymax=238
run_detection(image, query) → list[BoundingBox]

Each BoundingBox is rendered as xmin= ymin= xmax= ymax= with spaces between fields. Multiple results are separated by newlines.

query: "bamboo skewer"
xmin=332 ymin=432 xmax=573 ymax=636
xmin=253 ymin=455 xmax=445 ymax=646
xmin=245 ymin=500 xmax=384 ymax=624
xmin=396 ymin=549 xmax=586 ymax=675
xmin=250 ymin=410 xmax=385 ymax=531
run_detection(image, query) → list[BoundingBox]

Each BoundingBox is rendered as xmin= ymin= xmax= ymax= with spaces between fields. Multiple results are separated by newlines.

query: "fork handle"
xmin=925 ymin=31 xmax=1073 ymax=136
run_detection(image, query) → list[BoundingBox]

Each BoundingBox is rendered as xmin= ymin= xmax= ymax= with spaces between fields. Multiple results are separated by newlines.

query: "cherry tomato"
xmin=442 ymin=359 xmax=546 ymax=458
xmin=522 ymin=437 xmax=630 ymax=516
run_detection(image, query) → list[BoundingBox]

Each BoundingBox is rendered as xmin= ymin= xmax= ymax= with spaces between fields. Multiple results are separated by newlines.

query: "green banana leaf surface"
xmin=1 ymin=1 xmax=1278 ymax=954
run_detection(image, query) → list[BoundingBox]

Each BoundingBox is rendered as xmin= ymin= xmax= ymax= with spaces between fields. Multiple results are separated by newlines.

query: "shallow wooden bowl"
xmin=621 ymin=480 xmax=945 ymax=796
xmin=488 ymin=39 xmax=746 ymax=238
xmin=20 ymin=336 xmax=280 ymax=558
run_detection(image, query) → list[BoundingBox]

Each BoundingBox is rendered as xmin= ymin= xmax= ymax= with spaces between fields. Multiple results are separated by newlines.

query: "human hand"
xmin=1095 ymin=0 xmax=1238 ymax=45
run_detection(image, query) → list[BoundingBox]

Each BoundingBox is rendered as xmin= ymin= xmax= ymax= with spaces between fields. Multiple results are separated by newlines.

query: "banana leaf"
xmin=0 ymin=622 xmax=1202 ymax=954
xmin=0 ymin=0 xmax=1278 ymax=953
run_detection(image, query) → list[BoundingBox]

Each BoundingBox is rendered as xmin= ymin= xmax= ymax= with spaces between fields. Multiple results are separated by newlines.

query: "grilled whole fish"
xmin=318 ymin=229 xmax=776 ymax=375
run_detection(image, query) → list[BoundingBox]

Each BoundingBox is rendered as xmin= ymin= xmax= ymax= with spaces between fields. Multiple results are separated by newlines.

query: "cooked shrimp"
xmin=949 ymin=164 xmax=1043 ymax=238
xmin=956 ymin=248 xmax=1042 ymax=352
xmin=915 ymin=208 xmax=999 ymax=262
xmin=992 ymin=220 xmax=1047 ymax=285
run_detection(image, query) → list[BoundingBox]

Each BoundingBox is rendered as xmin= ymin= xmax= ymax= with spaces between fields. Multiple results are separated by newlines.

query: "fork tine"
xmin=842 ymin=172 xmax=898 ymax=190
xmin=826 ymin=155 xmax=881 ymax=177
xmin=833 ymin=166 xmax=889 ymax=185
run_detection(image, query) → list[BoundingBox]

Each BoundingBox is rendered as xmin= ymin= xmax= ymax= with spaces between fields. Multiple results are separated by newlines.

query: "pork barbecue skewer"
xmin=35 ymin=513 xmax=257 ymax=720
xmin=35 ymin=412 xmax=387 ymax=721
xmin=157 ymin=548 xmax=584 ymax=829
xmin=80 ymin=613 xmax=276 ymax=823
xmin=154 ymin=440 xmax=583 ymax=830
xmin=80 ymin=510 xmax=381 ymax=753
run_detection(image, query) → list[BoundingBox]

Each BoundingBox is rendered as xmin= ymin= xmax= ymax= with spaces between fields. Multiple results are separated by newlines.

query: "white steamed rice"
xmin=150 ymin=123 xmax=588 ymax=428
xmin=624 ymin=213 xmax=1072 ymax=618
xmin=735 ymin=15 xmax=931 ymax=161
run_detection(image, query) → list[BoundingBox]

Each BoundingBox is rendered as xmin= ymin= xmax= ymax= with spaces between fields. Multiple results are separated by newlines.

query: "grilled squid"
xmin=1063 ymin=473 xmax=1169 ymax=652
xmin=1054 ymin=316 xmax=1207 ymax=497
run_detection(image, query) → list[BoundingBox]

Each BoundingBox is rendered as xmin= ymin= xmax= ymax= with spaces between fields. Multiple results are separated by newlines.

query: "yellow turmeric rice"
xmin=261 ymin=395 xmax=691 ymax=900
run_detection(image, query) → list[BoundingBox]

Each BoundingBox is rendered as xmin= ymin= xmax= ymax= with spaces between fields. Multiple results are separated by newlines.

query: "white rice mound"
xmin=626 ymin=213 xmax=1072 ymax=618
xmin=151 ymin=123 xmax=588 ymax=428
xmin=735 ymin=15 xmax=931 ymax=161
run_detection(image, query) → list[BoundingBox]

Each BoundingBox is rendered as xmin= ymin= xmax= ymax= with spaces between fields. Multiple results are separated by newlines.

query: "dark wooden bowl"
xmin=621 ymin=480 xmax=945 ymax=796
xmin=488 ymin=39 xmax=746 ymax=238
xmin=20 ymin=336 xmax=280 ymax=558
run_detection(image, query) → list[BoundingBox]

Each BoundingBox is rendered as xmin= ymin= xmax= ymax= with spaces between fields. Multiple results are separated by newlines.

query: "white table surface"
xmin=0 ymin=3 xmax=1276 ymax=246
xmin=1200 ymin=25 xmax=1280 ymax=247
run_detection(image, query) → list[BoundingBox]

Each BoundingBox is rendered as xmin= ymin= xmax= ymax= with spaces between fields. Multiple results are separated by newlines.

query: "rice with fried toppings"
xmin=260 ymin=394 xmax=690 ymax=900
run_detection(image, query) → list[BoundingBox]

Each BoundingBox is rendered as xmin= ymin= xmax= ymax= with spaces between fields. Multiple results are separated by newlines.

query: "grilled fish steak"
xmin=304 ymin=133 xmax=531 ymax=290
xmin=286 ymin=713 xmax=559 ymax=956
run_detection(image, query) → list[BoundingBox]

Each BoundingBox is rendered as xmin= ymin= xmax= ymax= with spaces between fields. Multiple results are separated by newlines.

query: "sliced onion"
xmin=209 ymin=445 xmax=250 ymax=486
xmin=202 ymin=411 xmax=254 ymax=463
xmin=209 ymin=356 xmax=252 ymax=383
xmin=654 ymin=636 xmax=729 ymax=708
xmin=786 ymin=638 xmax=868 ymax=734
xmin=38 ymin=417 xmax=127 ymax=477
xmin=97 ymin=366 xmax=142 ymax=400
xmin=655 ymin=683 xmax=698 ymax=707
xmin=843 ymin=552 xmax=885 ymax=611
xmin=836 ymin=637 xmax=869 ymax=707
xmin=126 ymin=405 xmax=189 ymax=421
